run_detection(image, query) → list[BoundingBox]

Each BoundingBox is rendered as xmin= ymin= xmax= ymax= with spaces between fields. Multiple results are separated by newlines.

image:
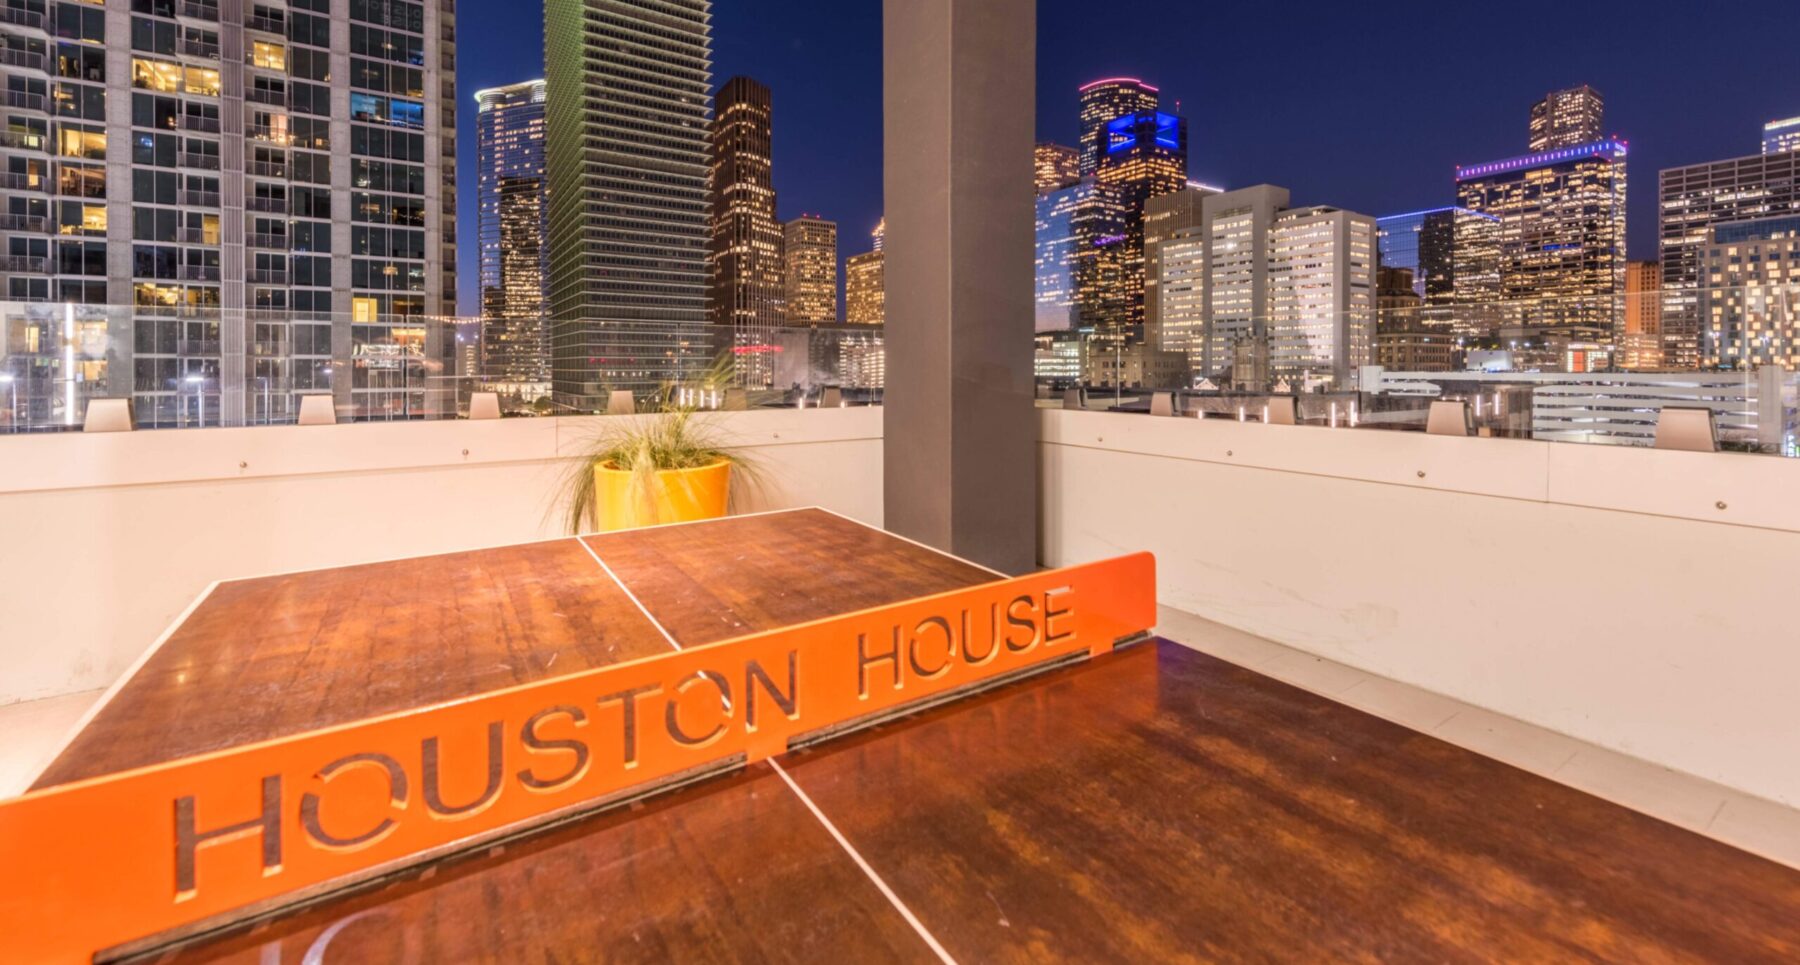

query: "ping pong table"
xmin=17 ymin=509 xmax=1800 ymax=962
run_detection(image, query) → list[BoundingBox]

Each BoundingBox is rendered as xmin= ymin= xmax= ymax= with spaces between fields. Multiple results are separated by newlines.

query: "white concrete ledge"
xmin=1040 ymin=408 xmax=1799 ymax=534
xmin=1039 ymin=407 xmax=1800 ymax=807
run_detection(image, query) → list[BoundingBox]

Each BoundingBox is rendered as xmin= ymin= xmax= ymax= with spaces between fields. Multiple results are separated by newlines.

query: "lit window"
xmin=131 ymin=59 xmax=183 ymax=93
xmin=251 ymin=42 xmax=286 ymax=71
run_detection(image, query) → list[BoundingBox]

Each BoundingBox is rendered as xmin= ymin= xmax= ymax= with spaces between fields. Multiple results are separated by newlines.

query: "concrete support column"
xmin=882 ymin=0 xmax=1038 ymax=574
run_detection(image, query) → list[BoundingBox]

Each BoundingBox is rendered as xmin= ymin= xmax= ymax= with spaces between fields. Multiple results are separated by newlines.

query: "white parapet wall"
xmin=0 ymin=408 xmax=883 ymax=705
xmin=1039 ymin=407 xmax=1800 ymax=807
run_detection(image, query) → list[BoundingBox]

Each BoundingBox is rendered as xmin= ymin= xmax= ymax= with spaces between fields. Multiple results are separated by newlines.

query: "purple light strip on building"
xmin=1454 ymin=140 xmax=1629 ymax=181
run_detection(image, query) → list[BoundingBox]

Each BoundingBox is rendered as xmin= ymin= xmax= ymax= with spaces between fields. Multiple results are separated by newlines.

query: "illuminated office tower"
xmin=1035 ymin=142 xmax=1079 ymax=193
xmin=476 ymin=80 xmax=549 ymax=392
xmin=0 ymin=0 xmax=458 ymax=428
xmin=1157 ymin=225 xmax=1207 ymax=372
xmin=846 ymin=249 xmax=883 ymax=324
xmin=1619 ymin=260 xmax=1662 ymax=370
xmin=1077 ymin=77 xmax=1158 ymax=177
xmin=708 ymin=76 xmax=784 ymax=387
xmin=546 ymin=0 xmax=710 ymax=407
xmin=1034 ymin=176 xmax=1128 ymax=334
xmin=1762 ymin=117 xmax=1799 ymax=155
xmin=1096 ymin=109 xmax=1188 ymax=341
xmin=1457 ymin=140 xmax=1627 ymax=343
xmin=1528 ymin=85 xmax=1605 ymax=152
xmin=1268 ymin=206 xmax=1376 ymax=388
xmin=1698 ymin=215 xmax=1800 ymax=369
xmin=871 ymin=216 xmax=885 ymax=251
xmin=783 ymin=215 xmax=837 ymax=324
xmin=1199 ymin=185 xmax=1289 ymax=381
xmin=1143 ymin=184 xmax=1214 ymax=353
xmin=1660 ymin=148 xmax=1800 ymax=369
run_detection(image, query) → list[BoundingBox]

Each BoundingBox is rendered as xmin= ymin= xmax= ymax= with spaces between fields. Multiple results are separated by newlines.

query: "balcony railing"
xmin=246 ymin=160 xmax=286 ymax=178
xmin=0 ymin=129 xmax=43 ymax=151
xmin=174 ymin=227 xmax=215 ymax=244
xmin=179 ymin=189 xmax=220 ymax=207
xmin=246 ymin=196 xmax=286 ymax=214
xmin=0 ymin=254 xmax=49 ymax=272
xmin=177 ymin=264 xmax=221 ymax=281
xmin=245 ymin=87 xmax=285 ymax=106
xmin=0 ymin=7 xmax=46 ymax=30
xmin=177 ymin=152 xmax=220 ymax=170
xmin=0 ymin=212 xmax=45 ymax=231
xmin=245 ymin=14 xmax=284 ymax=33
xmin=2 ymin=90 xmax=46 ymax=113
xmin=245 ymin=124 xmax=290 ymax=145
xmin=0 ymin=48 xmax=47 ymax=72
xmin=246 ymin=232 xmax=286 ymax=250
xmin=246 ymin=268 xmax=287 ymax=284
xmin=178 ymin=0 xmax=219 ymax=20
xmin=178 ymin=38 xmax=219 ymax=60
xmin=0 ymin=171 xmax=45 ymax=192
xmin=178 ymin=113 xmax=221 ymax=134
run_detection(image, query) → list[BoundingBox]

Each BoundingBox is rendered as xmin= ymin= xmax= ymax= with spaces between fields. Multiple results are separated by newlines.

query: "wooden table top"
xmin=33 ymin=509 xmax=996 ymax=789
xmin=155 ymin=640 xmax=1800 ymax=963
xmin=41 ymin=508 xmax=1800 ymax=961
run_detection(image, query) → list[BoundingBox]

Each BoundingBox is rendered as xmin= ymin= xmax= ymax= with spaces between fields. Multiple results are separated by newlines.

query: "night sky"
xmin=452 ymin=0 xmax=1800 ymax=312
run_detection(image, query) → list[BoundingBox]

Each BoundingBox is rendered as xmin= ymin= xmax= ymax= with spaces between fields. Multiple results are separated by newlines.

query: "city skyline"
xmin=450 ymin=0 xmax=1800 ymax=311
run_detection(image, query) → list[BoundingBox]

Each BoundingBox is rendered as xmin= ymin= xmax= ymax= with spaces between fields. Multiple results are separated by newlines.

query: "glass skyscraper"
xmin=1765 ymin=117 xmax=1800 ymax=155
xmin=708 ymin=75 xmax=784 ymax=387
xmin=1096 ymin=109 xmax=1188 ymax=341
xmin=546 ymin=0 xmax=712 ymax=407
xmin=1076 ymin=78 xmax=1158 ymax=178
xmin=1375 ymin=207 xmax=1496 ymax=303
xmin=0 ymin=0 xmax=458 ymax=427
xmin=1034 ymin=178 xmax=1127 ymax=335
xmin=1457 ymin=142 xmax=1627 ymax=342
xmin=475 ymin=79 xmax=548 ymax=392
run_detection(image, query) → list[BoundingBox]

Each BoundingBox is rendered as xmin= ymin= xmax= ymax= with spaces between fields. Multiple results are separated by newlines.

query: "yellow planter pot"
xmin=592 ymin=459 xmax=731 ymax=532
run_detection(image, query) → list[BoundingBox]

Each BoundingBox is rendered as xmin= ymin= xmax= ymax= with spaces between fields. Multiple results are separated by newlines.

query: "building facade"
xmin=1033 ymin=141 xmax=1078 ymax=194
xmin=0 ymin=0 xmax=458 ymax=428
xmin=546 ymin=0 xmax=710 ymax=407
xmin=475 ymin=79 xmax=548 ymax=392
xmin=1095 ymin=108 xmax=1187 ymax=341
xmin=1698 ymin=215 xmax=1800 ymax=370
xmin=1620 ymin=259 xmax=1662 ymax=369
xmin=1660 ymin=148 xmax=1800 ymax=370
xmin=1143 ymin=184 xmax=1212 ymax=354
xmin=708 ymin=75 xmax=783 ymax=387
xmin=1528 ymin=85 xmax=1605 ymax=152
xmin=1765 ymin=116 xmax=1800 ymax=155
xmin=846 ymin=249 xmax=882 ymax=324
xmin=1156 ymin=223 xmax=1206 ymax=374
xmin=1457 ymin=140 xmax=1628 ymax=344
xmin=1076 ymin=77 xmax=1157 ymax=177
xmin=1268 ymin=205 xmax=1376 ymax=387
xmin=782 ymin=215 xmax=835 ymax=324
xmin=1198 ymin=185 xmax=1288 ymax=381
